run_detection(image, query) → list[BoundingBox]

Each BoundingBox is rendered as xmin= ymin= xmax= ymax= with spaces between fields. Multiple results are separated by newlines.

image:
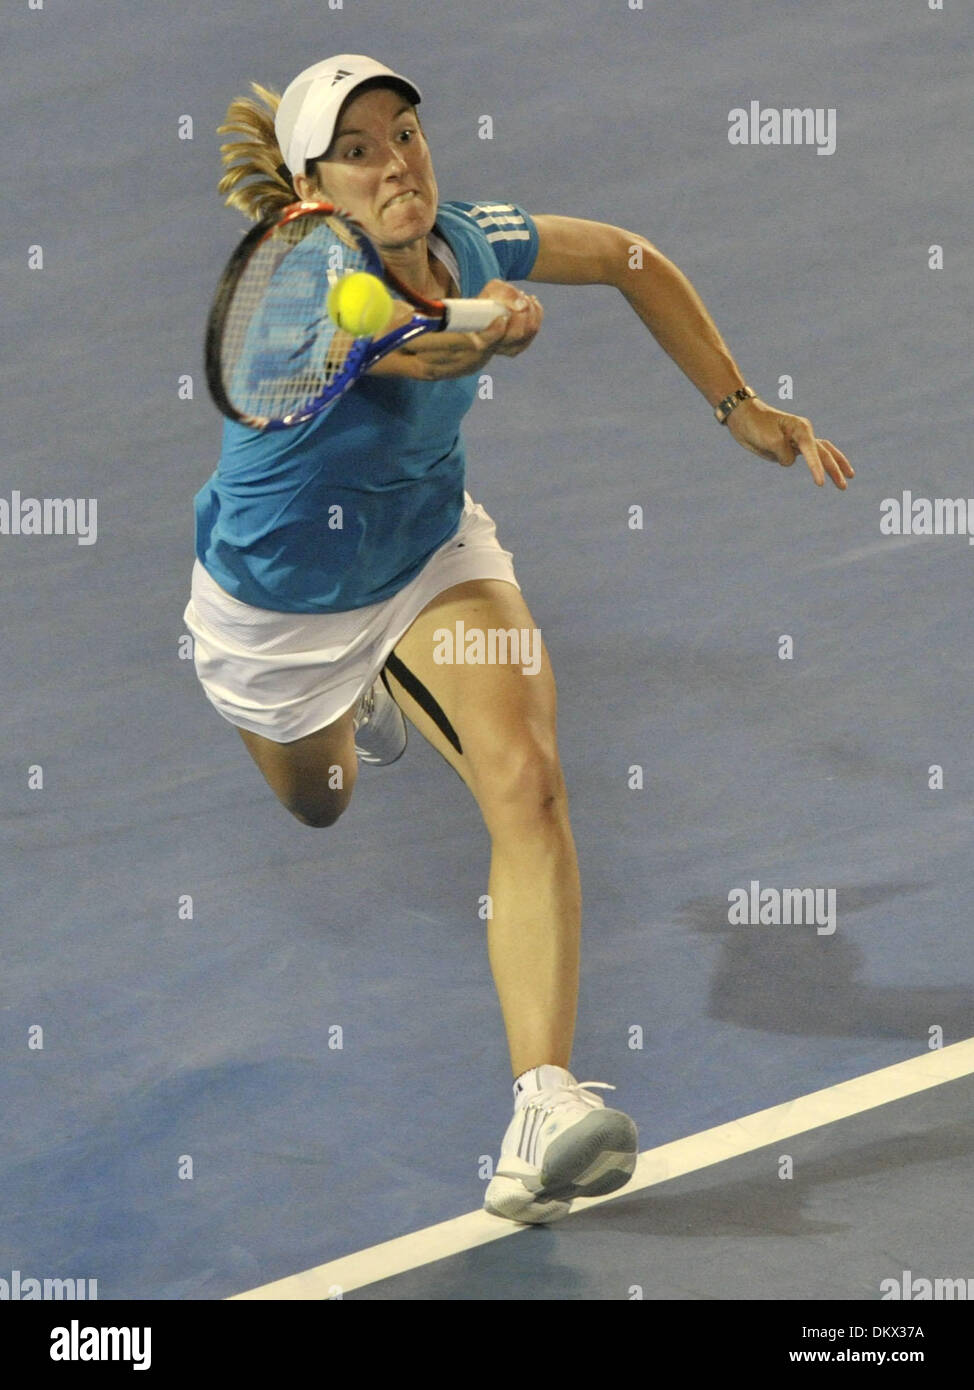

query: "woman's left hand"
xmin=726 ymin=397 xmax=855 ymax=489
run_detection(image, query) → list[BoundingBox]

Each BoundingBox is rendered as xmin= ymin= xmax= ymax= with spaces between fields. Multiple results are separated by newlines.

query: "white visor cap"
xmin=275 ymin=54 xmax=422 ymax=176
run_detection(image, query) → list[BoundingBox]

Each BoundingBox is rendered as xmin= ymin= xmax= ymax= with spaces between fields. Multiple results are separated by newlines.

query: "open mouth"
xmin=385 ymin=190 xmax=419 ymax=208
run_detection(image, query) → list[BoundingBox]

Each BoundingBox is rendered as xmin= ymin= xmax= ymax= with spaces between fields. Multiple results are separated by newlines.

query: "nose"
xmin=383 ymin=140 xmax=409 ymax=174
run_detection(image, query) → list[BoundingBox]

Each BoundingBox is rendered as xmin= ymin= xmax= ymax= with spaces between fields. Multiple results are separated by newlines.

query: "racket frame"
xmin=205 ymin=200 xmax=499 ymax=430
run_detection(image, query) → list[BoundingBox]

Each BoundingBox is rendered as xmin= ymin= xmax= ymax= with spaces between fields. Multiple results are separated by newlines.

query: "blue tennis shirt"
xmin=193 ymin=200 xmax=540 ymax=613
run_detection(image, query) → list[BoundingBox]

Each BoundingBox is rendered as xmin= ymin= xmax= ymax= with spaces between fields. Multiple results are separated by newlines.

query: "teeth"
xmin=389 ymin=191 xmax=415 ymax=205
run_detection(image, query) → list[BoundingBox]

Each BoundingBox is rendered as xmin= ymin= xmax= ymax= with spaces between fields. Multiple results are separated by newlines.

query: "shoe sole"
xmin=483 ymin=1185 xmax=572 ymax=1225
xmin=538 ymin=1110 xmax=638 ymax=1201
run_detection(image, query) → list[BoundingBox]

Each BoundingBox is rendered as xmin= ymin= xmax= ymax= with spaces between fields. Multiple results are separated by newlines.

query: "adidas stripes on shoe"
xmin=484 ymin=1064 xmax=638 ymax=1225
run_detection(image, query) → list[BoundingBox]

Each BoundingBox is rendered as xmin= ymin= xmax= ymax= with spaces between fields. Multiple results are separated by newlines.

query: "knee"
xmin=476 ymin=736 xmax=566 ymax=828
xmin=284 ymin=775 xmax=356 ymax=829
xmin=289 ymin=799 xmax=348 ymax=829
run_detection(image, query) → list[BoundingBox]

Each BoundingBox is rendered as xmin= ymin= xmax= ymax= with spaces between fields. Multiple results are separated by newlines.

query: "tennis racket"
xmin=205 ymin=199 xmax=506 ymax=430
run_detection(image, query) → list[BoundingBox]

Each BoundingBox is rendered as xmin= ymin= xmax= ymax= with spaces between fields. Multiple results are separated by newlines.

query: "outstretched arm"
xmin=527 ymin=214 xmax=853 ymax=490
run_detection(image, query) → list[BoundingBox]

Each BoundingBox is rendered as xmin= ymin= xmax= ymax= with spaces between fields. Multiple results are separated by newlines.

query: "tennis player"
xmin=183 ymin=54 xmax=854 ymax=1226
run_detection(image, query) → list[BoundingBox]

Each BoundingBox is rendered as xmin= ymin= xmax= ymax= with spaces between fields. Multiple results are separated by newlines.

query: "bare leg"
xmin=388 ymin=579 xmax=581 ymax=1078
xmin=236 ymin=708 xmax=358 ymax=827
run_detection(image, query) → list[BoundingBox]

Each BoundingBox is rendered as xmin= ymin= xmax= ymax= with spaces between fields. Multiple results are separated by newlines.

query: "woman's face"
xmin=297 ymin=85 xmax=438 ymax=249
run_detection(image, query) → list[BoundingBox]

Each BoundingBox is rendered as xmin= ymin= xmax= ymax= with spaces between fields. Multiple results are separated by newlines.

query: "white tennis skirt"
xmin=182 ymin=492 xmax=520 ymax=744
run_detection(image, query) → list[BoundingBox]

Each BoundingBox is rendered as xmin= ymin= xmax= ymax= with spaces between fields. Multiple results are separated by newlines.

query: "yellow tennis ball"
xmin=327 ymin=272 xmax=394 ymax=338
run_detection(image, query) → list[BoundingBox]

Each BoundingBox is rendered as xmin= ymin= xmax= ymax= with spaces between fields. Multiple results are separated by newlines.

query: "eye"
xmin=398 ymin=128 xmax=415 ymax=142
xmin=345 ymin=145 xmax=365 ymax=159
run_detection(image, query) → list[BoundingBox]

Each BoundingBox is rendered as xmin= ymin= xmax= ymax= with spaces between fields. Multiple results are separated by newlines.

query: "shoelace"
xmin=523 ymin=1080 xmax=616 ymax=1115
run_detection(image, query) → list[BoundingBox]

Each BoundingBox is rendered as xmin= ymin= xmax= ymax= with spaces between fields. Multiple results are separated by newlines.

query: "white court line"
xmin=799 ymin=534 xmax=926 ymax=571
xmin=229 ymin=1037 xmax=974 ymax=1300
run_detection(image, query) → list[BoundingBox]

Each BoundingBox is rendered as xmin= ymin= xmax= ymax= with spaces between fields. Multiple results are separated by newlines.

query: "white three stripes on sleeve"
xmin=468 ymin=202 xmax=531 ymax=243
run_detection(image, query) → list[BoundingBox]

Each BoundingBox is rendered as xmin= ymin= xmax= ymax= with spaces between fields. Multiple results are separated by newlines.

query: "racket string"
xmin=222 ymin=211 xmax=373 ymax=423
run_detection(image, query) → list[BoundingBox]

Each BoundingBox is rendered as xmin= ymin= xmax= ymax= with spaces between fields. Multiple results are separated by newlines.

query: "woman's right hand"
xmin=390 ymin=311 xmax=512 ymax=379
xmin=366 ymin=280 xmax=543 ymax=380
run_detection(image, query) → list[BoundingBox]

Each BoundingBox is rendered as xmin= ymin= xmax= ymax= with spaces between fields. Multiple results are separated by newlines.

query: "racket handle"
xmin=441 ymin=298 xmax=508 ymax=332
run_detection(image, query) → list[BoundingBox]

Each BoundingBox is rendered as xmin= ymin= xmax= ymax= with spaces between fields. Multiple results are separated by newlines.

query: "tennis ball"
xmin=327 ymin=272 xmax=394 ymax=338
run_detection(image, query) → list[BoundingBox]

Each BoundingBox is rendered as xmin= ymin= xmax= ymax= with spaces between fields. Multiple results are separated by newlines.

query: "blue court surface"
xmin=2 ymin=0 xmax=973 ymax=1304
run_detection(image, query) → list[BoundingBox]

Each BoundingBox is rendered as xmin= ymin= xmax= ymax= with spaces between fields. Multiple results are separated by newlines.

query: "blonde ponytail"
xmin=217 ymin=82 xmax=296 ymax=222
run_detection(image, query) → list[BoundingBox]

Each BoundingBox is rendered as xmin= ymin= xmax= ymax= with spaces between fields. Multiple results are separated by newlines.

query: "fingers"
xmin=477 ymin=280 xmax=543 ymax=354
xmin=734 ymin=404 xmax=854 ymax=491
xmin=495 ymin=293 xmax=543 ymax=355
xmin=397 ymin=290 xmax=542 ymax=377
xmin=812 ymin=440 xmax=854 ymax=490
xmin=497 ymin=291 xmax=543 ymax=333
xmin=788 ymin=420 xmax=827 ymax=486
xmin=396 ymin=315 xmax=512 ymax=379
xmin=402 ymin=319 xmax=503 ymax=355
xmin=474 ymin=311 xmax=517 ymax=344
xmin=816 ymin=444 xmax=855 ymax=489
xmin=787 ymin=420 xmax=855 ymax=490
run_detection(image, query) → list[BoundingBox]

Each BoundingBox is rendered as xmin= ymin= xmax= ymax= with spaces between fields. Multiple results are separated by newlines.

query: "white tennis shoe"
xmin=484 ymin=1065 xmax=639 ymax=1225
xmin=352 ymin=678 xmax=407 ymax=765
